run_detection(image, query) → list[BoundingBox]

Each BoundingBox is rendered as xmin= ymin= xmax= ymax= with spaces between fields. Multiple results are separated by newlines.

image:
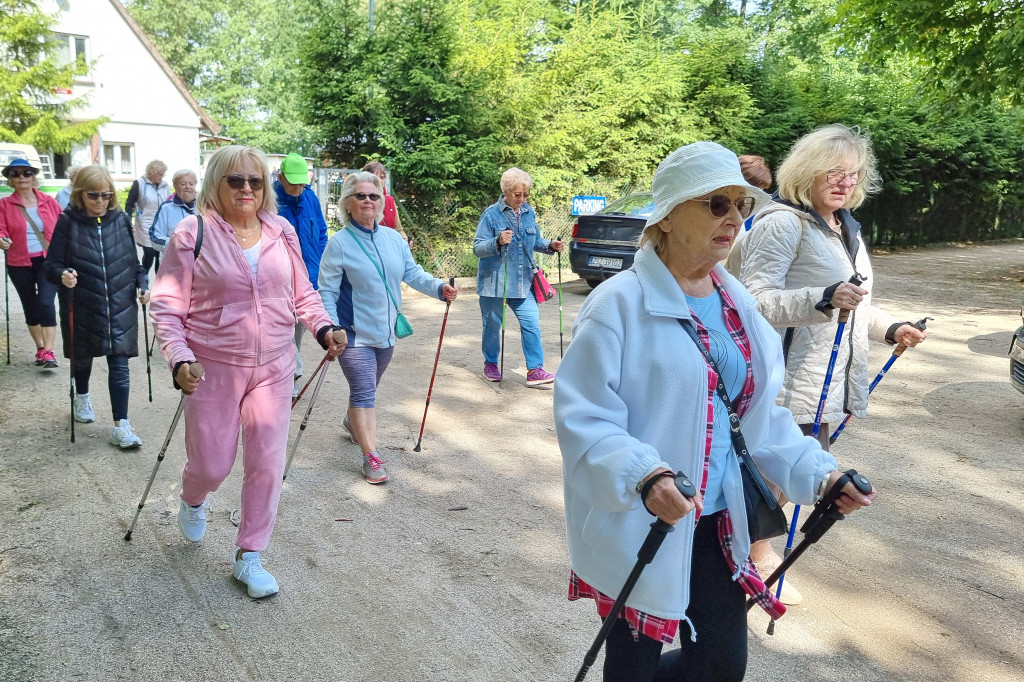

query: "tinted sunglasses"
xmin=353 ymin=192 xmax=381 ymax=201
xmin=224 ymin=174 xmax=265 ymax=191
xmin=691 ymin=195 xmax=756 ymax=219
xmin=6 ymin=169 xmax=38 ymax=179
xmin=85 ymin=191 xmax=116 ymax=200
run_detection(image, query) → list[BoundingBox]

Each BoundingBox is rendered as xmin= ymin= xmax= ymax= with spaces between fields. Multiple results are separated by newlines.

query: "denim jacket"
xmin=473 ymin=196 xmax=552 ymax=298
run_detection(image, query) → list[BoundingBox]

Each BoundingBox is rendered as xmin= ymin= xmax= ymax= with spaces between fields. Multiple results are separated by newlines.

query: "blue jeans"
xmin=479 ymin=295 xmax=544 ymax=370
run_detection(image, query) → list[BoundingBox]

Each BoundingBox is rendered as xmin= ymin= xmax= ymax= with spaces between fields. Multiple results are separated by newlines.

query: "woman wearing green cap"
xmin=275 ymin=153 xmax=329 ymax=396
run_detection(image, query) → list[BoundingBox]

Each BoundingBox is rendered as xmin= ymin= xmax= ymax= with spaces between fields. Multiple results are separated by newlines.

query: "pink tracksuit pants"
xmin=180 ymin=350 xmax=293 ymax=551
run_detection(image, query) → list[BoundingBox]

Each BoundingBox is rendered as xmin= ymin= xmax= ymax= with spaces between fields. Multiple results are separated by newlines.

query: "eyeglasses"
xmin=6 ymin=169 xmax=37 ymax=179
xmin=511 ymin=192 xmax=530 ymax=199
xmin=690 ymin=195 xmax=756 ymax=219
xmin=224 ymin=175 xmax=265 ymax=191
xmin=85 ymin=191 xmax=115 ymax=201
xmin=352 ymin=192 xmax=381 ymax=202
xmin=825 ymin=169 xmax=864 ymax=186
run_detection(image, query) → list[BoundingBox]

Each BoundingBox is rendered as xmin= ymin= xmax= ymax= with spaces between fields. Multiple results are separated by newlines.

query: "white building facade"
xmin=43 ymin=0 xmax=219 ymax=188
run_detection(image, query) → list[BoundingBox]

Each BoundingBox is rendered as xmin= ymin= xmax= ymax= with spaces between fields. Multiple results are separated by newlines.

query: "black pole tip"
xmin=123 ymin=531 xmax=132 ymax=541
xmin=413 ymin=441 xmax=422 ymax=452
xmin=767 ymin=620 xmax=776 ymax=636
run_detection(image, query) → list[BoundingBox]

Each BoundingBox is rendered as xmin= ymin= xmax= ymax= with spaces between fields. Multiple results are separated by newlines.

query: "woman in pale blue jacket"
xmin=473 ymin=167 xmax=564 ymax=386
xmin=554 ymin=142 xmax=876 ymax=681
xmin=319 ymin=171 xmax=457 ymax=485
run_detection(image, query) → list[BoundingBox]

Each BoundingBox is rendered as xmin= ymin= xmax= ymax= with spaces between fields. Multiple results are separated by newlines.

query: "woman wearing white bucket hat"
xmin=555 ymin=141 xmax=876 ymax=680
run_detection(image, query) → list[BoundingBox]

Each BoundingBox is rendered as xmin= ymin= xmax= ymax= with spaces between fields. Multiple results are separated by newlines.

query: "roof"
xmin=107 ymin=0 xmax=222 ymax=135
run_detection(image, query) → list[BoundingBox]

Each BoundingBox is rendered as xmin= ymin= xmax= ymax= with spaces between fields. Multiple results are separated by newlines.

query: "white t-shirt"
xmin=243 ymin=239 xmax=261 ymax=277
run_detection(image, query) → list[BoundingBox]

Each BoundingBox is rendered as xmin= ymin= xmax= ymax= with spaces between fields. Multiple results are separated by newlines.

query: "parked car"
xmin=569 ymin=192 xmax=653 ymax=288
xmin=0 ymin=143 xmax=67 ymax=199
xmin=1010 ymin=306 xmax=1024 ymax=396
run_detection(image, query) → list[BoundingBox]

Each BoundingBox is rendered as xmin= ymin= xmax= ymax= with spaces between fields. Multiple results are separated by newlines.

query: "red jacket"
xmin=0 ymin=190 xmax=61 ymax=266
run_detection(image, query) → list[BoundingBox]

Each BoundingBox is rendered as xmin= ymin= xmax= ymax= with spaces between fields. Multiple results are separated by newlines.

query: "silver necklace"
xmin=233 ymin=223 xmax=260 ymax=243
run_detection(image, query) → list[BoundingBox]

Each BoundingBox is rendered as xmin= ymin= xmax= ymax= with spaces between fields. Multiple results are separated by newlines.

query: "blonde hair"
xmin=197 ymin=145 xmax=276 ymax=217
xmin=70 ymin=166 xmax=118 ymax=212
xmin=499 ymin=167 xmax=532 ymax=193
xmin=637 ymin=224 xmax=666 ymax=253
xmin=776 ymin=124 xmax=881 ymax=211
xmin=337 ymin=171 xmax=384 ymax=227
xmin=145 ymin=159 xmax=167 ymax=179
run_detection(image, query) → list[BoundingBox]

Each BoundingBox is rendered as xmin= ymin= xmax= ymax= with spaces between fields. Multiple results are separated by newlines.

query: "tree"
xmin=839 ymin=0 xmax=1024 ymax=105
xmin=0 ymin=0 xmax=104 ymax=151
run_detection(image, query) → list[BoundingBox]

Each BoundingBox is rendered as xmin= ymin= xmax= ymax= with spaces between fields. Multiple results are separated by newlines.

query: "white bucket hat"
xmin=644 ymin=142 xmax=772 ymax=228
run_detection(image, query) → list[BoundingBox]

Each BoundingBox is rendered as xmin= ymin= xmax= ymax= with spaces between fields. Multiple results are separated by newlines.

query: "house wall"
xmin=43 ymin=0 xmax=205 ymax=188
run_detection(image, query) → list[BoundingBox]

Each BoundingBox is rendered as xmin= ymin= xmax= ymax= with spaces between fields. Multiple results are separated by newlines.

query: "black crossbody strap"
xmin=678 ymin=318 xmax=779 ymax=507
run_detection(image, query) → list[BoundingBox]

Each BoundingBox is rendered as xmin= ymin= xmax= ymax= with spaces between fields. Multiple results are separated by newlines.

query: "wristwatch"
xmin=815 ymin=474 xmax=831 ymax=501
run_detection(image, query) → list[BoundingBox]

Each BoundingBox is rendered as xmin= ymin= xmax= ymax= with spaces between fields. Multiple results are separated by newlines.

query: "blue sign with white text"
xmin=571 ymin=195 xmax=607 ymax=216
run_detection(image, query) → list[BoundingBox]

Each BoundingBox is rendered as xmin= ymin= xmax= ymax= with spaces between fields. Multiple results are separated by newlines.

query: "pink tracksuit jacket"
xmin=150 ymin=209 xmax=333 ymax=551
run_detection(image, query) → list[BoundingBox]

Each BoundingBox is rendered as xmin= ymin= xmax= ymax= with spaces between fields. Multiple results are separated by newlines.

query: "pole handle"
xmin=188 ymin=362 xmax=205 ymax=380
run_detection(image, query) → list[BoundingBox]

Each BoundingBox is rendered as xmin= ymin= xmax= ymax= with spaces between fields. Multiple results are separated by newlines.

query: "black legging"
xmin=7 ymin=255 xmax=57 ymax=327
xmin=74 ymin=355 xmax=130 ymax=422
xmin=602 ymin=511 xmax=748 ymax=682
xmin=140 ymin=246 xmax=160 ymax=275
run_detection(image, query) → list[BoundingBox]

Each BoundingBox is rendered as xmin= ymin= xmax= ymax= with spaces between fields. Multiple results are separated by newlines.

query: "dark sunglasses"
xmin=6 ymin=169 xmax=37 ymax=179
xmin=85 ymin=191 xmax=116 ymax=200
xmin=691 ymin=195 xmax=756 ymax=219
xmin=353 ymin=192 xmax=381 ymax=201
xmin=224 ymin=174 xmax=265 ymax=191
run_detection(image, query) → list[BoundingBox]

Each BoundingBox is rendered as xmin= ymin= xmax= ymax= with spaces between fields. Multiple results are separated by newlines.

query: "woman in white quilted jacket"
xmin=738 ymin=124 xmax=927 ymax=604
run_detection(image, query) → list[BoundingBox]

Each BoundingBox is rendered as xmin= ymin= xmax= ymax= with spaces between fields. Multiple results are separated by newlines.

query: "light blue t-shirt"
xmin=685 ymin=290 xmax=747 ymax=515
xmin=24 ymin=206 xmax=44 ymax=255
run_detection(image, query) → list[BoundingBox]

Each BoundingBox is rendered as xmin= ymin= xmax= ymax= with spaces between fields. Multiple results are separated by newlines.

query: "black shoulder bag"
xmin=679 ymin=319 xmax=788 ymax=541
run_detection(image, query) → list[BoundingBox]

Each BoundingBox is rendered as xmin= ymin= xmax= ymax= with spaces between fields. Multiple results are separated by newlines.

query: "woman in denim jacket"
xmin=473 ymin=167 xmax=564 ymax=386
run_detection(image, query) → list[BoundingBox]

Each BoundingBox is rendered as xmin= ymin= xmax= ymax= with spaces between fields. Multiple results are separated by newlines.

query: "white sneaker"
xmin=232 ymin=550 xmax=279 ymax=598
xmin=73 ymin=393 xmax=96 ymax=423
xmin=178 ymin=499 xmax=208 ymax=542
xmin=292 ymin=381 xmax=299 ymax=399
xmin=109 ymin=419 xmax=142 ymax=449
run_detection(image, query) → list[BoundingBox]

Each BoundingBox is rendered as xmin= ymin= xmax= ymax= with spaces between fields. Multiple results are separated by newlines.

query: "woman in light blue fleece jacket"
xmin=319 ymin=171 xmax=457 ymax=485
xmin=554 ymin=142 xmax=875 ymax=681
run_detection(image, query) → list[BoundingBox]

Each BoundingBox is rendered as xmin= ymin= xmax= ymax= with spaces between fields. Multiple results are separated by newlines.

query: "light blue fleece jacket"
xmin=318 ymin=221 xmax=445 ymax=348
xmin=554 ymin=246 xmax=837 ymax=625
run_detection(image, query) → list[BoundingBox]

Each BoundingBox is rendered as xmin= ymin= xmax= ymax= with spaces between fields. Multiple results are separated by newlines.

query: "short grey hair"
xmin=171 ymin=169 xmax=197 ymax=189
xmin=499 ymin=167 xmax=532 ymax=193
xmin=336 ymin=171 xmax=384 ymax=227
xmin=145 ymin=159 xmax=167 ymax=179
xmin=197 ymin=145 xmax=276 ymax=217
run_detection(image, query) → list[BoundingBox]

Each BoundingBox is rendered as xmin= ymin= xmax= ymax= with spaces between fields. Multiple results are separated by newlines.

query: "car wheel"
xmin=586 ymin=279 xmax=602 ymax=290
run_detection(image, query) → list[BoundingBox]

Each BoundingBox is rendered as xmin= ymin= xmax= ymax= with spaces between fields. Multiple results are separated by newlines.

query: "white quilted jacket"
xmin=737 ymin=201 xmax=898 ymax=424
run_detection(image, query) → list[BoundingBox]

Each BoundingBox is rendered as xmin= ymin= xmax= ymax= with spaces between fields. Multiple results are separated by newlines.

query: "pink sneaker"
xmin=483 ymin=362 xmax=501 ymax=382
xmin=526 ymin=367 xmax=554 ymax=387
xmin=40 ymin=349 xmax=58 ymax=369
xmin=34 ymin=348 xmax=45 ymax=366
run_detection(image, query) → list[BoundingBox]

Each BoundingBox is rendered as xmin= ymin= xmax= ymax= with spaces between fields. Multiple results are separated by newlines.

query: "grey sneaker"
xmin=73 ymin=393 xmax=96 ymax=423
xmin=232 ymin=550 xmax=279 ymax=598
xmin=343 ymin=416 xmax=359 ymax=445
xmin=110 ymin=419 xmax=142 ymax=449
xmin=362 ymin=451 xmax=388 ymax=484
xmin=178 ymin=499 xmax=208 ymax=543
xmin=292 ymin=381 xmax=299 ymax=399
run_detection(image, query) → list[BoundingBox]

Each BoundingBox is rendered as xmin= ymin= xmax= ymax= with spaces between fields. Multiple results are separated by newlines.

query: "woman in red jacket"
xmin=0 ymin=158 xmax=62 ymax=367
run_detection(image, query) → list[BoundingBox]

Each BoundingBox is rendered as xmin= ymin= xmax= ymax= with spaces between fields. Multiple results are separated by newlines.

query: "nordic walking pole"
xmin=575 ymin=473 xmax=697 ymax=682
xmin=124 ymin=362 xmax=205 ymax=541
xmin=500 ymin=244 xmax=509 ymax=383
xmin=3 ymin=248 xmax=10 ymax=365
xmin=557 ymin=246 xmax=564 ymax=358
xmin=141 ymin=302 xmax=152 ymax=402
xmin=414 ymin=277 xmax=455 ymax=452
xmin=283 ymin=354 xmax=330 ymax=480
xmin=750 ymin=469 xmax=872 ymax=616
xmin=292 ymin=352 xmax=330 ymax=409
xmin=830 ymin=316 xmax=932 ymax=444
xmin=770 ymin=273 xmax=864 ymax=633
xmin=67 ymin=273 xmax=76 ymax=443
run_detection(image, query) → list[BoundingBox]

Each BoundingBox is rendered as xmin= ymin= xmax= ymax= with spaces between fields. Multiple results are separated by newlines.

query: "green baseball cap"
xmin=280 ymin=153 xmax=309 ymax=184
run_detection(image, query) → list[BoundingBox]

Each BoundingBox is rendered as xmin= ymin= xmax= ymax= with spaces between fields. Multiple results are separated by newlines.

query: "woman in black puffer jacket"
xmin=45 ymin=166 xmax=150 ymax=449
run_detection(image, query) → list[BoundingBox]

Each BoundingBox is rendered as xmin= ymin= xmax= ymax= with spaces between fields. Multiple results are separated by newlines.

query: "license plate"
xmin=1010 ymin=338 xmax=1024 ymax=363
xmin=588 ymin=256 xmax=623 ymax=269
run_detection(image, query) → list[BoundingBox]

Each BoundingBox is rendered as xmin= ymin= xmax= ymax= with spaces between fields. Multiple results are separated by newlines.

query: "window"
xmin=101 ymin=143 xmax=134 ymax=177
xmin=53 ymin=33 xmax=89 ymax=76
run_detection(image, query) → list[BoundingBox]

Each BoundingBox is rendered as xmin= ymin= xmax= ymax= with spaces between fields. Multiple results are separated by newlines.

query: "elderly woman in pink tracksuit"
xmin=150 ymin=145 xmax=346 ymax=599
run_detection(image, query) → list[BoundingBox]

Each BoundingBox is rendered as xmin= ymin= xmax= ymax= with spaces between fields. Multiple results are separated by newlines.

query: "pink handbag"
xmin=531 ymin=267 xmax=556 ymax=303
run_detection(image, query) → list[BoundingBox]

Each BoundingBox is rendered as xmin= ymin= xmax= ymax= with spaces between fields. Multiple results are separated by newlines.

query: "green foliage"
xmin=126 ymin=0 xmax=319 ymax=155
xmin=839 ymin=0 xmax=1024 ymax=106
xmin=0 ymin=0 xmax=104 ymax=151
